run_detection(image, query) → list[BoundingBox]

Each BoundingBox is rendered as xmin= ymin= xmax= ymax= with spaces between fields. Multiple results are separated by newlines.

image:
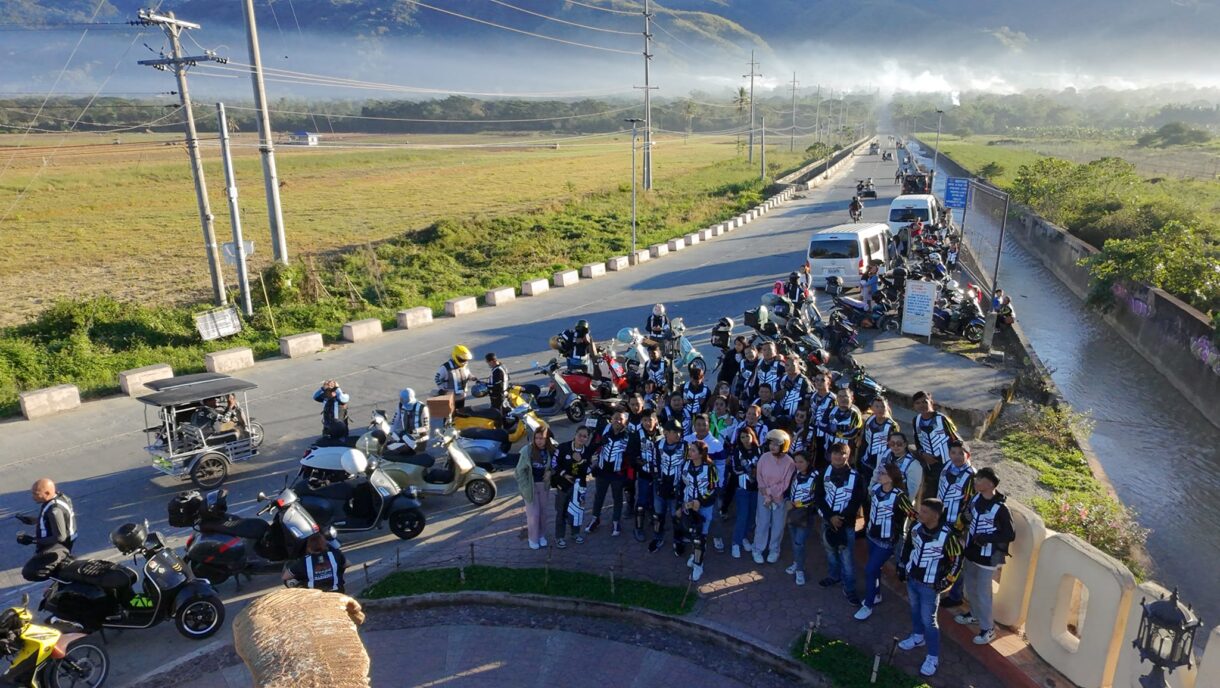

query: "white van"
xmin=887 ymin=194 xmax=941 ymax=236
xmin=806 ymin=223 xmax=889 ymax=285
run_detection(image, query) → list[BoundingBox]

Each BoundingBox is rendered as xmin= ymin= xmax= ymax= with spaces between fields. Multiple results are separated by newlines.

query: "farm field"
xmin=0 ymin=130 xmax=809 ymax=326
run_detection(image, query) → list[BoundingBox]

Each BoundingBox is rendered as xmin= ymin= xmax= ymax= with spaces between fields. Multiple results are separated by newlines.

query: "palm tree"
xmin=682 ymin=100 xmax=698 ymax=142
xmin=733 ymin=87 xmax=750 ymax=155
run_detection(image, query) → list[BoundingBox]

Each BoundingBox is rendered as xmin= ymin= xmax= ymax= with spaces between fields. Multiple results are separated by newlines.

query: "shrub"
xmin=1136 ymin=122 xmax=1211 ymax=148
xmin=1031 ymin=490 xmax=1148 ymax=576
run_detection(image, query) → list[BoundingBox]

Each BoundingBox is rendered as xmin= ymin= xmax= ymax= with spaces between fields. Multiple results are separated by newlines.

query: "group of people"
xmin=505 ymin=302 xmax=1016 ymax=678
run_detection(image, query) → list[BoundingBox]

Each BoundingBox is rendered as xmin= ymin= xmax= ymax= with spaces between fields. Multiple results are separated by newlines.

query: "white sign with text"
xmin=902 ymin=279 xmax=938 ymax=337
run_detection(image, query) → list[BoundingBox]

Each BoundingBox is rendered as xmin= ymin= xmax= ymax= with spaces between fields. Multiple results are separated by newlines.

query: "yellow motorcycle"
xmin=453 ymin=385 xmax=547 ymax=445
xmin=0 ymin=595 xmax=108 ymax=688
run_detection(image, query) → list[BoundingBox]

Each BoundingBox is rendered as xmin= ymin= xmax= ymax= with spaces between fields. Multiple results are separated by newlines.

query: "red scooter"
xmin=559 ymin=350 xmax=631 ymax=421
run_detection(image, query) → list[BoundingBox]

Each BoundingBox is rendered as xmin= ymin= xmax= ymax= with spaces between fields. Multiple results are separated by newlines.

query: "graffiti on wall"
xmin=1191 ymin=336 xmax=1220 ymax=376
xmin=1111 ymin=282 xmax=1153 ymax=319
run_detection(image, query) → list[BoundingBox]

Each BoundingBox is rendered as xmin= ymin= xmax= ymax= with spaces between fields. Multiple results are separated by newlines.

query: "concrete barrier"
xmin=485 ymin=286 xmax=515 ymax=306
xmin=630 ymin=249 xmax=650 ymax=265
xmin=444 ymin=296 xmax=477 ymax=317
xmin=666 ymin=238 xmax=684 ymax=252
xmin=993 ymin=501 xmax=1047 ymax=630
xmin=684 ymin=233 xmax=700 ymax=247
xmin=278 ymin=333 xmax=323 ymax=359
xmin=580 ymin=262 xmax=606 ymax=279
xmin=118 ymin=363 xmax=173 ymax=396
xmin=649 ymin=243 xmax=669 ymax=258
xmin=606 ymin=256 xmax=629 ymax=271
xmin=205 ymin=347 xmax=254 ymax=374
xmin=396 ymin=307 xmax=432 ymax=329
xmin=521 ymin=278 xmax=549 ymax=296
xmin=710 ymin=225 xmax=723 ymax=237
xmin=18 ymin=384 xmax=80 ymax=420
xmin=1198 ymin=628 xmax=1220 ymax=687
xmin=342 ymin=318 xmax=383 ymax=342
xmin=553 ymin=270 xmax=579 ymax=287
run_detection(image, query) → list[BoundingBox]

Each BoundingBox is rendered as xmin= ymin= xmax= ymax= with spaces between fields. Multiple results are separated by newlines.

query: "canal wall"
xmin=915 ymin=139 xmax=1220 ymax=429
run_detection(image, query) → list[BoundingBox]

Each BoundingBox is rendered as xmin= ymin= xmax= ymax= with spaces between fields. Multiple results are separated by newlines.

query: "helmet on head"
xmin=400 ymin=388 xmax=416 ymax=406
xmin=451 ymin=345 xmax=472 ymax=366
xmin=789 ymin=271 xmax=800 ymax=283
xmin=761 ymin=293 xmax=780 ymax=308
xmin=548 ymin=335 xmax=561 ymax=351
xmin=340 ymin=448 xmax=369 ymax=476
xmin=852 ymin=196 xmax=860 ymax=201
xmin=717 ymin=316 xmax=734 ymax=330
xmin=653 ymin=304 xmax=666 ymax=317
xmin=616 ymin=327 xmax=636 ymax=345
xmin=809 ymin=348 xmax=830 ymax=366
xmin=765 ymin=429 xmax=792 ymax=454
xmin=574 ymin=319 xmax=590 ymax=335
xmin=110 ymin=521 xmax=147 ymax=555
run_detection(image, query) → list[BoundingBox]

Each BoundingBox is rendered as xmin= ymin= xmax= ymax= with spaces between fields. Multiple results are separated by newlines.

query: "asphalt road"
xmin=0 ymin=146 xmax=900 ymax=685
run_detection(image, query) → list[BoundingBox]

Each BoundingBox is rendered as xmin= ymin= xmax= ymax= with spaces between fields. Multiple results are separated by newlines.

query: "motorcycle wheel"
xmin=175 ymin=595 xmax=225 ymax=640
xmin=189 ymin=452 xmax=228 ymax=489
xmin=564 ymin=403 xmax=586 ymax=424
xmin=247 ymin=421 xmax=265 ymax=448
xmin=389 ymin=507 xmax=426 ymax=540
xmin=188 ymin=561 xmax=230 ymax=586
xmin=46 ymin=637 xmax=109 ymax=688
xmin=465 ymin=478 xmax=496 ymax=506
xmin=964 ymin=323 xmax=985 ymax=344
xmin=879 ymin=316 xmax=901 ymax=333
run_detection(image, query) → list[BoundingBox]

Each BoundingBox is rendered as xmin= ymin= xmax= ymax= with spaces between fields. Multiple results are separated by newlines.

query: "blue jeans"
xmin=635 ymin=477 xmax=655 ymax=516
xmin=732 ymin=490 xmax=757 ymax=547
xmin=789 ymin=522 xmax=813 ymax=573
xmin=821 ymin=527 xmax=857 ymax=595
xmin=863 ymin=538 xmax=894 ymax=608
xmin=907 ymin=580 xmax=942 ymax=657
xmin=653 ymin=492 xmax=678 ymax=541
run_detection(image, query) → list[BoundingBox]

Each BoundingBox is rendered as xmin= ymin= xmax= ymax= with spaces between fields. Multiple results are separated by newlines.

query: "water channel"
xmin=909 ymin=143 xmax=1220 ymax=641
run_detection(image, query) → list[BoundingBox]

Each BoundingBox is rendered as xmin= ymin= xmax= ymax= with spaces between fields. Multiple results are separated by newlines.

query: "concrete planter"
xmin=444 ymin=296 xmax=477 ymax=317
xmin=278 ymin=333 xmax=323 ymax=359
xmin=649 ymin=243 xmax=669 ymax=258
xmin=396 ymin=307 xmax=433 ymax=329
xmin=553 ymin=270 xmax=579 ymax=287
xmin=485 ymin=286 xmax=515 ymax=306
xmin=606 ymin=256 xmax=629 ymax=271
xmin=19 ymin=384 xmax=80 ymax=420
xmin=521 ymin=278 xmax=549 ymax=296
xmin=580 ymin=263 xmax=606 ymax=279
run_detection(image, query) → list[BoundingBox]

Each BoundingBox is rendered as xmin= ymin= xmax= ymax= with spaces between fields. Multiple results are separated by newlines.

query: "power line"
xmin=486 ymin=0 xmax=637 ymax=35
xmin=223 ymin=103 xmax=639 ymax=124
xmin=649 ymin=18 xmax=719 ymax=64
xmin=561 ymin=0 xmax=639 ymax=15
xmin=406 ymin=0 xmax=636 ymax=54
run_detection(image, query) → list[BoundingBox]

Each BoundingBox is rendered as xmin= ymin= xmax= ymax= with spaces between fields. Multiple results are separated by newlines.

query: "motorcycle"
xmin=362 ymin=424 xmax=497 ymax=507
xmin=453 ymin=384 xmax=540 ymax=445
xmin=824 ymin=311 xmax=860 ymax=362
xmin=41 ymin=522 xmax=224 ymax=641
xmin=838 ymin=357 xmax=887 ymax=410
xmin=0 ymin=593 xmax=108 ymax=688
xmin=932 ymin=287 xmax=986 ymax=343
xmin=293 ymin=447 xmax=427 ymax=540
xmin=523 ymin=359 xmax=581 ymax=422
xmin=832 ymin=292 xmax=900 ymax=333
xmin=856 ymin=178 xmax=877 ymax=199
xmin=451 ymin=403 xmax=546 ymax=473
xmin=614 ymin=327 xmax=653 ymax=389
xmin=174 ymin=486 xmax=331 ymax=586
xmin=558 ymin=349 xmax=631 ymax=402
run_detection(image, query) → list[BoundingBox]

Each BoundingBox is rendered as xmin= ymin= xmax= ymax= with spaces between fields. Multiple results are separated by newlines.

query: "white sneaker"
xmin=713 ymin=537 xmax=725 ymax=552
xmin=731 ymin=545 xmax=742 ymax=559
xmin=854 ymin=605 xmax=873 ymax=621
xmin=920 ymin=655 xmax=939 ymax=676
xmin=973 ymin=629 xmax=997 ymax=645
xmin=742 ymin=539 xmax=753 ymax=551
xmin=784 ymin=563 xmax=797 ymax=575
xmin=795 ymin=571 xmax=806 ymax=586
xmin=538 ymin=536 xmax=548 ymax=547
xmin=898 ymin=634 xmax=925 ymax=651
xmin=752 ymin=550 xmax=765 ymax=564
xmin=528 ymin=540 xmax=540 ymax=550
xmin=687 ymin=555 xmax=695 ymax=568
xmin=873 ymin=591 xmax=882 ymax=605
xmin=766 ymin=550 xmax=780 ymax=564
xmin=691 ymin=563 xmax=704 ymax=582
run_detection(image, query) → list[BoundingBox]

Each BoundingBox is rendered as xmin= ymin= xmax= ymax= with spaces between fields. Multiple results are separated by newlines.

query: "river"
xmin=907 ymin=142 xmax=1220 ymax=642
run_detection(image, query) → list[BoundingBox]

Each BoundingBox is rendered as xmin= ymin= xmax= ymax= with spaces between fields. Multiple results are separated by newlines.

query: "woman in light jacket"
xmin=515 ymin=426 xmax=556 ymax=549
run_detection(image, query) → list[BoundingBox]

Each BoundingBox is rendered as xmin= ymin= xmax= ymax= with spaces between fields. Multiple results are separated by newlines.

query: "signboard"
xmin=901 ymin=280 xmax=938 ymax=338
xmin=221 ymin=241 xmax=254 ymax=266
xmin=944 ymin=177 xmax=970 ymax=209
xmin=195 ymin=307 xmax=243 ymax=341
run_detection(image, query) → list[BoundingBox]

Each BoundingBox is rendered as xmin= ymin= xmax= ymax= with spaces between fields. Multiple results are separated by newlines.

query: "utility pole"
xmin=813 ymin=85 xmax=822 ymax=144
xmin=242 ymin=0 xmax=288 ymax=264
xmin=217 ymin=103 xmax=253 ymax=317
xmin=933 ymin=109 xmax=945 ymax=174
xmin=788 ymin=72 xmax=799 ymax=152
xmin=625 ymin=118 xmax=643 ymax=259
xmin=760 ymin=115 xmax=766 ymax=180
xmin=744 ymin=50 xmax=760 ymax=163
xmin=636 ymin=0 xmax=655 ymax=190
xmin=137 ymin=10 xmax=227 ymax=306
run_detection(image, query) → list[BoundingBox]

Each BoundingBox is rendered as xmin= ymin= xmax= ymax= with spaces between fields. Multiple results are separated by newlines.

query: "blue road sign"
xmin=944 ymin=177 xmax=969 ymax=209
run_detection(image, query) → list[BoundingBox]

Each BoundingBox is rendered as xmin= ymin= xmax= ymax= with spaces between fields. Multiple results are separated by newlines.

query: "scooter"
xmin=0 ymin=593 xmax=108 ymax=688
xmin=363 ymin=424 xmax=497 ymax=507
xmin=523 ymin=359 xmax=581 ymax=422
xmin=40 ymin=522 xmax=225 ymax=641
xmin=451 ymin=404 xmax=546 ymax=473
xmin=838 ymin=357 xmax=887 ymax=410
xmin=932 ymin=289 xmax=986 ymax=343
xmin=659 ymin=318 xmax=707 ymax=388
xmin=825 ymin=311 xmax=860 ymax=362
xmin=293 ymin=447 xmax=427 ymax=540
xmin=560 ymin=349 xmax=631 ymax=401
xmin=453 ymin=385 xmax=542 ymax=445
xmin=832 ymin=292 xmax=900 ymax=332
xmin=174 ymin=486 xmax=331 ymax=586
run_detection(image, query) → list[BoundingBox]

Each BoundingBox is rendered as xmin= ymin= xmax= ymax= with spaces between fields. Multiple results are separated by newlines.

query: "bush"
xmin=977 ymin=161 xmax=1005 ymax=180
xmin=1031 ymin=490 xmax=1148 ymax=576
xmin=1082 ymin=220 xmax=1220 ymax=314
xmin=1136 ymin=122 xmax=1211 ymax=148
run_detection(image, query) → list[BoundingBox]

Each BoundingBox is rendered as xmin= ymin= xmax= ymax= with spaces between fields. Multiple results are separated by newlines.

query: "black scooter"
xmin=174 ymin=487 xmax=331 ymax=586
xmin=41 ymin=521 xmax=224 ymax=640
xmin=293 ymin=457 xmax=426 ymax=541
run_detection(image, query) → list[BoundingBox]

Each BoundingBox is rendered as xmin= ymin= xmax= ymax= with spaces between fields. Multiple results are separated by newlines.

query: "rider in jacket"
xmin=314 ymin=380 xmax=350 ymax=440
xmin=285 ymin=533 xmax=347 ymax=593
xmin=16 ymin=479 xmax=77 ymax=581
xmin=389 ymin=388 xmax=430 ymax=455
xmin=435 ymin=345 xmax=474 ymax=409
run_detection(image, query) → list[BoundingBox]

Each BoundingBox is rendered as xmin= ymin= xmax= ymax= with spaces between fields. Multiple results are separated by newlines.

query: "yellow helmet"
xmin=765 ymin=429 xmax=791 ymax=454
xmin=452 ymin=345 xmax=473 ymax=365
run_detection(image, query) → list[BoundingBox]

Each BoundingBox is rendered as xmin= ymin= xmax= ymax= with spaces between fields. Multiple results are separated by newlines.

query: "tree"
xmin=1136 ymin=122 xmax=1212 ymax=148
xmin=977 ymin=161 xmax=1005 ymax=180
xmin=1083 ymin=220 xmax=1220 ymax=314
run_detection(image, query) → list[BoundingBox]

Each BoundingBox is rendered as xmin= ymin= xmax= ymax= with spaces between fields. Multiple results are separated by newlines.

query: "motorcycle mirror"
xmin=20 ymin=593 xmax=28 ymax=608
xmin=256 ymin=491 xmax=268 ymax=502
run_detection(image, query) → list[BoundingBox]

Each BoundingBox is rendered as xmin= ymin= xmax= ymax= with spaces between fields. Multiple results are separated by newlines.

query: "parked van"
xmin=806 ymin=223 xmax=889 ymax=286
xmin=887 ymin=194 xmax=942 ymax=236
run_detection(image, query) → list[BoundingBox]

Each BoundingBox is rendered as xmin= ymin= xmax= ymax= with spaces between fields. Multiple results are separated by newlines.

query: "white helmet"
xmin=340 ymin=448 xmax=368 ymax=476
xmin=653 ymin=303 xmax=666 ymax=317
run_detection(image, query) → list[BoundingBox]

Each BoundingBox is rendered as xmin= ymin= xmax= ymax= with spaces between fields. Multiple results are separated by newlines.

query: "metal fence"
xmin=957 ymin=180 xmax=1010 ymax=299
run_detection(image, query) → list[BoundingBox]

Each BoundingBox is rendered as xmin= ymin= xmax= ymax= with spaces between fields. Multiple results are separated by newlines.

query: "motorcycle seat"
xmin=200 ymin=515 xmax=270 ymax=540
xmin=387 ymin=453 xmax=434 ymax=468
xmin=460 ymin=427 xmax=511 ymax=445
xmin=424 ymin=467 xmax=456 ymax=485
xmin=519 ymin=383 xmax=542 ymax=397
xmin=454 ymin=407 xmax=503 ymax=424
xmin=54 ymin=559 xmax=137 ymax=590
xmin=838 ymin=296 xmax=868 ymax=309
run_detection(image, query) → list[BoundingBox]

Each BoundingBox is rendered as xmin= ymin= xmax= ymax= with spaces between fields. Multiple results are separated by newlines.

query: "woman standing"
xmin=515 ymin=426 xmax=555 ymax=550
xmin=678 ymin=440 xmax=718 ymax=582
xmin=855 ymin=463 xmax=914 ymax=620
xmin=727 ymin=426 xmax=762 ymax=559
xmin=753 ymin=429 xmax=796 ymax=564
xmin=784 ymin=452 xmax=817 ymax=586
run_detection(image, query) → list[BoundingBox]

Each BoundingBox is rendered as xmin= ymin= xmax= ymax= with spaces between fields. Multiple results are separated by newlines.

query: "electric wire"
xmin=222 ymin=103 xmax=640 ymax=124
xmin=560 ymin=0 xmax=639 ymax=15
xmin=405 ymin=0 xmax=636 ymax=55
xmin=486 ymin=0 xmax=637 ymax=35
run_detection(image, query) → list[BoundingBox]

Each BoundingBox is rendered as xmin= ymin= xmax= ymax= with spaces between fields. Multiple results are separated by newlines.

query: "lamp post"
xmin=932 ymin=109 xmax=945 ymax=178
xmin=1133 ymin=589 xmax=1201 ymax=688
xmin=625 ymin=118 xmax=644 ymax=260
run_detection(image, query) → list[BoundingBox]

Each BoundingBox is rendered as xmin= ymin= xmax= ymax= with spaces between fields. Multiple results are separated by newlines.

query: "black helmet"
xmin=788 ymin=271 xmax=800 ymax=283
xmin=110 ymin=521 xmax=147 ymax=554
xmin=574 ymin=319 xmax=589 ymax=335
xmin=717 ymin=316 xmax=734 ymax=329
xmin=809 ymin=348 xmax=830 ymax=366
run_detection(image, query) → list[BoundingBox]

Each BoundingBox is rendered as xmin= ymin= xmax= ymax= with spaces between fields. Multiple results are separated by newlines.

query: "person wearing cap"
xmin=954 ymin=466 xmax=1014 ymax=645
xmin=484 ymin=352 xmax=509 ymax=418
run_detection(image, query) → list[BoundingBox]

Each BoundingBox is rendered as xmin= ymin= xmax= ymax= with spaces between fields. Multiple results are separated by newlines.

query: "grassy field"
xmin=0 ymin=130 xmax=813 ymax=326
xmin=914 ymin=133 xmax=1043 ymax=187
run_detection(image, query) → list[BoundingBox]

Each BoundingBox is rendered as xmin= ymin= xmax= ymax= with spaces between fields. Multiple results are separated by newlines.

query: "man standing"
xmin=911 ymin=391 xmax=960 ymax=497
xmin=553 ymin=426 xmax=592 ymax=547
xmin=776 ymin=358 xmax=811 ymax=420
xmin=435 ymin=345 xmax=475 ymax=409
xmin=880 ymin=432 xmax=924 ymax=502
xmin=807 ymin=372 xmax=836 ymax=468
xmin=815 ymin=444 xmax=864 ymax=605
xmin=17 ymin=478 xmax=77 ymax=581
xmin=313 ymin=379 xmax=350 ymax=440
xmin=685 ymin=414 xmax=726 ymax=551
xmin=753 ymin=342 xmax=783 ymax=396
xmin=586 ymin=410 xmax=632 ymax=537
xmin=484 ymin=352 xmax=509 ymax=419
xmin=897 ymin=497 xmax=965 ymax=678
xmin=630 ymin=410 xmax=664 ymax=543
xmin=954 ymin=467 xmax=1015 ymax=645
xmin=284 ymin=533 xmax=346 ymax=593
xmin=822 ymin=387 xmax=863 ymax=465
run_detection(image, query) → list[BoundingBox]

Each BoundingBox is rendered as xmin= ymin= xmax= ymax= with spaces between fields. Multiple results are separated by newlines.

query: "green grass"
xmin=361 ymin=565 xmax=695 ymax=615
xmin=915 ymin=133 xmax=1043 ymax=187
xmin=998 ymin=432 xmax=1096 ymax=493
xmin=792 ymin=637 xmax=930 ymax=688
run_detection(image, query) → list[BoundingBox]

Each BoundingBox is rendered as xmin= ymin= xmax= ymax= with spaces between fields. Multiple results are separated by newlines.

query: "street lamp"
xmin=1133 ymin=589 xmax=1201 ymax=688
xmin=932 ymin=109 xmax=945 ymax=179
xmin=625 ymin=118 xmax=644 ymax=260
